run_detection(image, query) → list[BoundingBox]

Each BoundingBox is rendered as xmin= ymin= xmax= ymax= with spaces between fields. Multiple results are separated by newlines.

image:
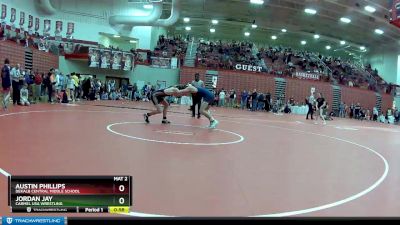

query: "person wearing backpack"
xmin=1 ymin=58 xmax=11 ymax=110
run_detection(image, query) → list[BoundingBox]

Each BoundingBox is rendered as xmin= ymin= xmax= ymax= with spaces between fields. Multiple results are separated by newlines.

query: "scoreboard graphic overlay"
xmin=8 ymin=176 xmax=132 ymax=214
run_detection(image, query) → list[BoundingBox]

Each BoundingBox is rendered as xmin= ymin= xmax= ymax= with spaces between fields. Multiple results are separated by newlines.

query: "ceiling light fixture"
xmin=282 ymin=29 xmax=287 ymax=32
xmin=244 ymin=32 xmax=250 ymax=36
xmin=326 ymin=45 xmax=331 ymax=50
xmin=314 ymin=34 xmax=320 ymax=39
xmin=365 ymin=5 xmax=376 ymax=13
xmin=130 ymin=40 xmax=137 ymax=43
xmin=271 ymin=35 xmax=277 ymax=40
xmin=340 ymin=17 xmax=351 ymax=23
xmin=250 ymin=0 xmax=264 ymax=4
xmin=360 ymin=46 xmax=366 ymax=50
xmin=210 ymin=28 xmax=216 ymax=33
xmin=185 ymin=26 xmax=191 ymax=31
xmin=304 ymin=8 xmax=317 ymax=15
xmin=301 ymin=40 xmax=307 ymax=45
xmin=113 ymin=35 xmax=120 ymax=38
xmin=375 ymin=29 xmax=384 ymax=35
xmin=340 ymin=40 xmax=346 ymax=45
xmin=212 ymin=19 xmax=219 ymax=25
xmin=183 ymin=17 xmax=190 ymax=23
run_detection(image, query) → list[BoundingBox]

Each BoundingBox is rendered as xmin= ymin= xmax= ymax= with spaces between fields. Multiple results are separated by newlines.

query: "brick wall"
xmin=32 ymin=48 xmax=59 ymax=74
xmin=341 ymin=86 xmax=377 ymax=110
xmin=180 ymin=67 xmax=275 ymax=93
xmin=382 ymin=93 xmax=394 ymax=111
xmin=286 ymin=78 xmax=333 ymax=105
xmin=0 ymin=41 xmax=25 ymax=68
xmin=0 ymin=41 xmax=58 ymax=74
xmin=180 ymin=67 xmax=394 ymax=110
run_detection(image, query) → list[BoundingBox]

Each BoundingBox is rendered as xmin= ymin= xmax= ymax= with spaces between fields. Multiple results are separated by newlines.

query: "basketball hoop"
xmin=390 ymin=0 xmax=400 ymax=28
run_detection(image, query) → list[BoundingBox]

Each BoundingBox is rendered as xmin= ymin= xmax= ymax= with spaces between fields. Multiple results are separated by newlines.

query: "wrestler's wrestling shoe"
xmin=209 ymin=120 xmax=219 ymax=129
xmin=162 ymin=119 xmax=171 ymax=124
xmin=144 ymin=114 xmax=150 ymax=123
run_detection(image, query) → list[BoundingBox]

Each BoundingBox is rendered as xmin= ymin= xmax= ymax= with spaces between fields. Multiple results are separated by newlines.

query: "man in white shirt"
xmin=306 ymin=93 xmax=315 ymax=120
xmin=10 ymin=64 xmax=22 ymax=105
xmin=219 ymin=89 xmax=226 ymax=107
xmin=373 ymin=107 xmax=379 ymax=121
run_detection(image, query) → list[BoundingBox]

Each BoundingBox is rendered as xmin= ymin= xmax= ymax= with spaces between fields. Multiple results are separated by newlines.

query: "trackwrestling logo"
xmin=2 ymin=217 xmax=64 ymax=225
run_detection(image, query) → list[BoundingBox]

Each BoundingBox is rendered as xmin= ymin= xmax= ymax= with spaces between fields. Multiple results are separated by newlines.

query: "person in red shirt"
xmin=33 ymin=71 xmax=43 ymax=103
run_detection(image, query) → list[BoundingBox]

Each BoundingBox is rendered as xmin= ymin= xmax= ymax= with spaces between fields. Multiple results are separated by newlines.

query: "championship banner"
xmin=38 ymin=38 xmax=47 ymax=51
xmin=1 ymin=4 xmax=6 ymax=20
xmin=295 ymin=72 xmax=320 ymax=81
xmin=28 ymin=15 xmax=33 ymax=35
xmin=311 ymin=87 xmax=316 ymax=95
xmin=122 ymin=52 xmax=133 ymax=71
xmin=212 ymin=76 xmax=218 ymax=88
xmin=55 ymin=21 xmax=62 ymax=35
xmin=112 ymin=51 xmax=123 ymax=70
xmin=100 ymin=49 xmax=111 ymax=69
xmin=88 ymin=48 xmax=100 ymax=68
xmin=66 ymin=22 xmax=74 ymax=36
xmin=19 ymin=11 xmax=25 ymax=26
xmin=10 ymin=8 xmax=16 ymax=30
xmin=151 ymin=57 xmax=171 ymax=69
xmin=390 ymin=0 xmax=400 ymax=27
xmin=10 ymin=8 xmax=16 ymax=23
xmin=28 ymin=15 xmax=33 ymax=28
xmin=55 ymin=20 xmax=62 ymax=40
xmin=137 ymin=51 xmax=147 ymax=62
xmin=170 ymin=57 xmax=178 ymax=69
xmin=35 ymin=18 xmax=39 ymax=31
xmin=43 ymin=19 xmax=51 ymax=36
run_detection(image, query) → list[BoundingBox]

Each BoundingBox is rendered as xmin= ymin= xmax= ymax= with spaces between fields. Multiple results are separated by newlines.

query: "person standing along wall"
xmin=10 ymin=64 xmax=22 ymax=105
xmin=218 ymin=89 xmax=226 ymax=107
xmin=240 ymin=90 xmax=248 ymax=110
xmin=229 ymin=89 xmax=236 ymax=108
xmin=251 ymin=89 xmax=258 ymax=111
xmin=67 ymin=74 xmax=75 ymax=102
xmin=1 ymin=59 xmax=11 ymax=110
xmin=306 ymin=94 xmax=315 ymax=120
xmin=33 ymin=71 xmax=42 ymax=103
xmin=191 ymin=73 xmax=205 ymax=118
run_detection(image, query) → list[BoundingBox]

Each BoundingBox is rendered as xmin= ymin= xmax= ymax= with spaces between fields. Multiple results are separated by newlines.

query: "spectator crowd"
xmin=193 ymin=39 xmax=397 ymax=95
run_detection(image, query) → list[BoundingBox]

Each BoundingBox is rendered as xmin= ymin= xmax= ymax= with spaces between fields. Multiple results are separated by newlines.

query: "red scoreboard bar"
xmin=8 ymin=176 xmax=132 ymax=214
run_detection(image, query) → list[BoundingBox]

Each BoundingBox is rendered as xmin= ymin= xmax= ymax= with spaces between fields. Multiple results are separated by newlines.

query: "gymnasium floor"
xmin=0 ymin=101 xmax=399 ymax=217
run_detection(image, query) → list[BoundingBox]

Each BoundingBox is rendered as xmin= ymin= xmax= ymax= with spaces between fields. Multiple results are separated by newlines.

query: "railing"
xmin=188 ymin=38 xmax=195 ymax=57
xmin=307 ymin=54 xmax=337 ymax=84
xmin=352 ymin=60 xmax=378 ymax=86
